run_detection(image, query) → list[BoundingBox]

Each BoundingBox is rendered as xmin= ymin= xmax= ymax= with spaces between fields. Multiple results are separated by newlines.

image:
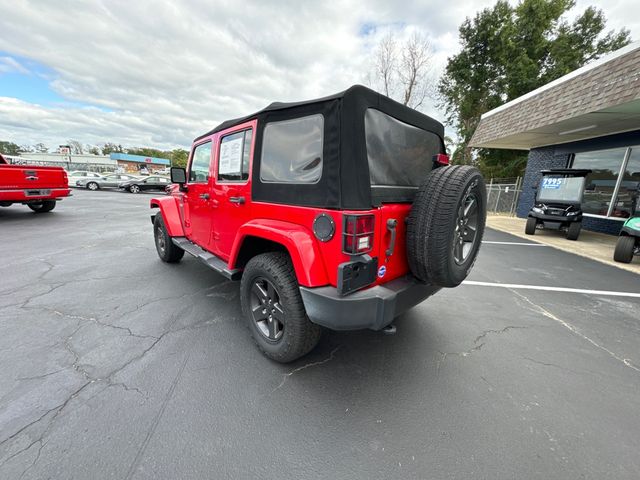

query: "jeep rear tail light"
xmin=343 ymin=214 xmax=375 ymax=255
xmin=433 ymin=154 xmax=450 ymax=166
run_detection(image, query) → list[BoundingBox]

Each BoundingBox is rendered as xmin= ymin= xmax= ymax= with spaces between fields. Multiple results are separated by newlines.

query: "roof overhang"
xmin=469 ymin=42 xmax=640 ymax=150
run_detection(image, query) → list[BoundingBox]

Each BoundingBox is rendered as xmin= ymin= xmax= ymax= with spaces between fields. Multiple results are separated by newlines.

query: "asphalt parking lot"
xmin=1 ymin=189 xmax=639 ymax=480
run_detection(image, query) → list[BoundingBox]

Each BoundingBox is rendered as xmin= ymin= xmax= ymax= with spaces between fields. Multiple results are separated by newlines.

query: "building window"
xmin=571 ymin=147 xmax=634 ymax=218
xmin=260 ymin=114 xmax=323 ymax=184
xmin=615 ymin=148 xmax=640 ymax=218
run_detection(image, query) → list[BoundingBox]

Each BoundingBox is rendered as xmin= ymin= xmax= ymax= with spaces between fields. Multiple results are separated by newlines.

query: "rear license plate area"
xmin=337 ymin=256 xmax=378 ymax=296
xmin=25 ymin=189 xmax=50 ymax=197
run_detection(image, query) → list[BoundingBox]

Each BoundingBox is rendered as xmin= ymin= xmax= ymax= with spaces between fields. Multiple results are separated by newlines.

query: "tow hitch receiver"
xmin=382 ymin=324 xmax=397 ymax=335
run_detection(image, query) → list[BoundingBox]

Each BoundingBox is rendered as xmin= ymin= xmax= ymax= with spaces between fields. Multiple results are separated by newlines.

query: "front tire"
xmin=525 ymin=217 xmax=537 ymax=235
xmin=153 ymin=214 xmax=184 ymax=262
xmin=566 ymin=222 xmax=581 ymax=241
xmin=407 ymin=165 xmax=487 ymax=287
xmin=240 ymin=252 xmax=321 ymax=363
xmin=28 ymin=200 xmax=56 ymax=213
xmin=614 ymin=236 xmax=635 ymax=263
xmin=87 ymin=182 xmax=99 ymax=191
xmin=129 ymin=184 xmax=141 ymax=194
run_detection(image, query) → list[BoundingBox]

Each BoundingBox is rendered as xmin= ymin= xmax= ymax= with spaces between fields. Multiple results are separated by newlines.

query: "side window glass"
xmin=260 ymin=115 xmax=323 ymax=184
xmin=189 ymin=142 xmax=212 ymax=183
xmin=218 ymin=129 xmax=252 ymax=182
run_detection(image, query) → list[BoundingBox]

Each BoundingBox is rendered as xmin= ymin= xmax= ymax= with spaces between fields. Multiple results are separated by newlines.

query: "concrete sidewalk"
xmin=487 ymin=215 xmax=640 ymax=276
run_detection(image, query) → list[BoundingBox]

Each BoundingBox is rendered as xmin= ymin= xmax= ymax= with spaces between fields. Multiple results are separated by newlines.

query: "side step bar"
xmin=171 ymin=237 xmax=242 ymax=280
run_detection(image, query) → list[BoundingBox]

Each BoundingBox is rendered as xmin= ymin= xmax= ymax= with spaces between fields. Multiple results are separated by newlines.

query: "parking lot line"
xmin=482 ymin=241 xmax=546 ymax=246
xmin=463 ymin=280 xmax=640 ymax=298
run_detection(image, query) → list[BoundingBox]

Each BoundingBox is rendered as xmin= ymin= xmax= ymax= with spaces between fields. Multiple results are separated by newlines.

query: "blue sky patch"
xmin=0 ymin=51 xmax=105 ymax=110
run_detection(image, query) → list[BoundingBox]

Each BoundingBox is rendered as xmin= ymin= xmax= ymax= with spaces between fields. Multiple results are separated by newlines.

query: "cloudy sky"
xmin=0 ymin=0 xmax=638 ymax=152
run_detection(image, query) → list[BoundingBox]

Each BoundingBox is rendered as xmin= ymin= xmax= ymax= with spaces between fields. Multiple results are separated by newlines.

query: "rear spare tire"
xmin=614 ymin=235 xmax=635 ymax=263
xmin=407 ymin=165 xmax=486 ymax=287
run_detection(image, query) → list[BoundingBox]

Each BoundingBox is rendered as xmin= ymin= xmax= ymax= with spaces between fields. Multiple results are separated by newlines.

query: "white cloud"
xmin=0 ymin=0 xmax=636 ymax=150
xmin=0 ymin=56 xmax=30 ymax=75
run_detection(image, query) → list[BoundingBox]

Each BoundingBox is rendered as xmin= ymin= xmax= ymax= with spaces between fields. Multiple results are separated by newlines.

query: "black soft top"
xmin=195 ymin=85 xmax=445 ymax=209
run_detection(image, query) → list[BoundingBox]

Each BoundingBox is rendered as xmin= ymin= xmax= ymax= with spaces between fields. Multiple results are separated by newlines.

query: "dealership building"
xmin=108 ymin=153 xmax=170 ymax=173
xmin=470 ymin=42 xmax=640 ymax=235
xmin=5 ymin=151 xmax=171 ymax=174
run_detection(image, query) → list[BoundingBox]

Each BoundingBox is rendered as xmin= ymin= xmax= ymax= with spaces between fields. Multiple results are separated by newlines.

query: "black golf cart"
xmin=525 ymin=169 xmax=591 ymax=241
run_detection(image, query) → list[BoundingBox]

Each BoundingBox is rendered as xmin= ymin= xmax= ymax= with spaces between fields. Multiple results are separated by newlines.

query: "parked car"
xmin=76 ymin=173 xmax=139 ymax=190
xmin=0 ymin=153 xmax=71 ymax=212
xmin=150 ymin=85 xmax=487 ymax=363
xmin=119 ymin=175 xmax=171 ymax=193
xmin=67 ymin=170 xmax=103 ymax=187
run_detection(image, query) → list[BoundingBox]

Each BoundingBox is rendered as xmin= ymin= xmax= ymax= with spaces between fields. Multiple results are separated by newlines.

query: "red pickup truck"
xmin=0 ymin=153 xmax=71 ymax=212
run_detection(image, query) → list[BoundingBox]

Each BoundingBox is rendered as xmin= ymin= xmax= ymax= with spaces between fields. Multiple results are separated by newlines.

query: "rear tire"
xmin=614 ymin=236 xmax=635 ymax=263
xmin=407 ymin=165 xmax=486 ymax=287
xmin=28 ymin=200 xmax=56 ymax=213
xmin=525 ymin=217 xmax=537 ymax=235
xmin=240 ymin=252 xmax=321 ymax=363
xmin=566 ymin=222 xmax=581 ymax=241
xmin=153 ymin=214 xmax=184 ymax=262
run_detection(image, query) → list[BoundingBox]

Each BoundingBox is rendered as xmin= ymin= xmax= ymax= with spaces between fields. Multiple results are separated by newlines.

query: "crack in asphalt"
xmin=0 ymin=381 xmax=92 ymax=475
xmin=0 ymin=252 xmax=234 ymax=473
xmin=270 ymin=346 xmax=342 ymax=394
xmin=16 ymin=369 xmax=67 ymax=382
xmin=436 ymin=325 xmax=525 ymax=374
xmin=124 ymin=352 xmax=191 ymax=480
xmin=474 ymin=326 xmax=526 ymax=345
xmin=511 ymin=289 xmax=640 ymax=373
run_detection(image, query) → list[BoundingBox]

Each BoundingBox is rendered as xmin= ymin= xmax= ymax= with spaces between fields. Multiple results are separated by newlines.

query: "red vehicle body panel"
xmin=0 ymin=154 xmax=71 ymax=203
xmin=151 ymin=119 xmax=413 ymax=289
xmin=150 ymin=196 xmax=185 ymax=237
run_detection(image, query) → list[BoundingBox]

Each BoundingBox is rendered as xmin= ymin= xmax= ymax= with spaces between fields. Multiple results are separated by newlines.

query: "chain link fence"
xmin=486 ymin=177 xmax=523 ymax=215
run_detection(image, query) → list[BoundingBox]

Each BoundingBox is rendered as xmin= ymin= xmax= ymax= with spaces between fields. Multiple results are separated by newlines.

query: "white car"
xmin=67 ymin=171 xmax=103 ymax=187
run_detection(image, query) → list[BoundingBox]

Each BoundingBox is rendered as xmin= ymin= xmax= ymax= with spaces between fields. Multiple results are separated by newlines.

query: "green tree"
xmin=126 ymin=147 xmax=169 ymax=159
xmin=170 ymin=148 xmax=189 ymax=168
xmin=101 ymin=143 xmax=124 ymax=155
xmin=87 ymin=145 xmax=102 ymax=155
xmin=0 ymin=141 xmax=23 ymax=155
xmin=438 ymin=0 xmax=630 ymax=178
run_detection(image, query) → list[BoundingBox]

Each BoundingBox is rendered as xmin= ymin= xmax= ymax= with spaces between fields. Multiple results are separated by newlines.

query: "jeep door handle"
xmin=229 ymin=196 xmax=245 ymax=205
xmin=386 ymin=218 xmax=398 ymax=257
xmin=199 ymin=193 xmax=210 ymax=200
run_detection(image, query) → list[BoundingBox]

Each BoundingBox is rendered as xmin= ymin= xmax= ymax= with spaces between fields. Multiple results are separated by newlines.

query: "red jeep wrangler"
xmin=150 ymin=86 xmax=486 ymax=362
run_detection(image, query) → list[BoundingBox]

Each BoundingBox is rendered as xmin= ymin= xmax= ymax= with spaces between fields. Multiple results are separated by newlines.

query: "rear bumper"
xmin=299 ymin=275 xmax=441 ymax=331
xmin=0 ymin=188 xmax=71 ymax=202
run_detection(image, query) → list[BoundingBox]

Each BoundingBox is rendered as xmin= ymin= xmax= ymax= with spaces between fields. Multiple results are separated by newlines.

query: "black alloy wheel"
xmin=249 ymin=277 xmax=285 ymax=341
xmin=453 ymin=191 xmax=480 ymax=265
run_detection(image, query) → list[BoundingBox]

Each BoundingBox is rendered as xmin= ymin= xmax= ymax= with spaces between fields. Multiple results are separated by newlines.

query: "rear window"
xmin=365 ymin=108 xmax=441 ymax=187
xmin=260 ymin=114 xmax=323 ymax=184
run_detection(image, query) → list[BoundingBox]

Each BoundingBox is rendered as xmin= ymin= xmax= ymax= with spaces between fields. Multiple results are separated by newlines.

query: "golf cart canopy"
xmin=536 ymin=169 xmax=592 ymax=204
xmin=195 ymin=85 xmax=446 ymax=209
